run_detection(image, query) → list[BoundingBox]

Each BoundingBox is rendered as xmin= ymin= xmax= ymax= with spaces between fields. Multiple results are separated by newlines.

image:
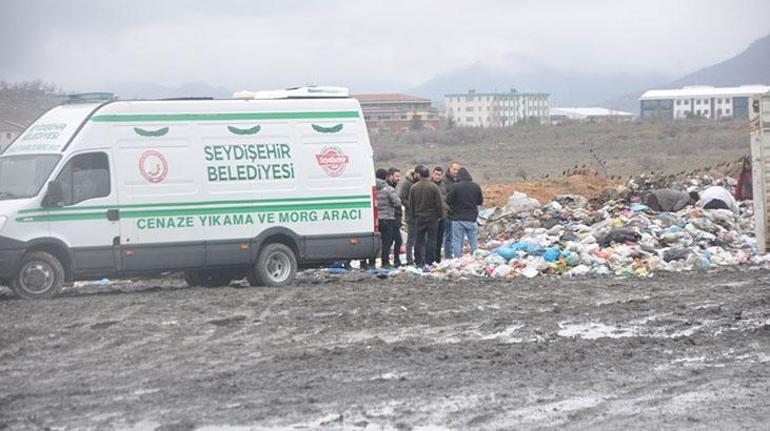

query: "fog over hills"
xmin=605 ymin=33 xmax=770 ymax=113
xmin=101 ymin=81 xmax=233 ymax=100
xmin=411 ymin=33 xmax=770 ymax=113
xmin=408 ymin=53 xmax=669 ymax=107
xmin=3 ymin=34 xmax=769 ymax=124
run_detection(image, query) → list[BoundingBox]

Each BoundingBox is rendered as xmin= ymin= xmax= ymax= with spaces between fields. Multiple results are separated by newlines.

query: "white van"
xmin=0 ymin=87 xmax=379 ymax=299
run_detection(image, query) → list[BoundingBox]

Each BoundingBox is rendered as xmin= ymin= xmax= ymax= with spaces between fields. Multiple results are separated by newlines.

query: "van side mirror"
xmin=42 ymin=181 xmax=64 ymax=208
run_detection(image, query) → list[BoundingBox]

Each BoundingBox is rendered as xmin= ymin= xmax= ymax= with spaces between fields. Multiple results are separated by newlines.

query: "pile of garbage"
xmin=387 ymin=172 xmax=767 ymax=280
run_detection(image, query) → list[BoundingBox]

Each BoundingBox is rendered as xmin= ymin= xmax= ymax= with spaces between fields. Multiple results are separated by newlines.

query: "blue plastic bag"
xmin=326 ymin=267 xmax=348 ymax=274
xmin=493 ymin=246 xmax=518 ymax=260
xmin=543 ymin=247 xmax=561 ymax=262
xmin=526 ymin=243 xmax=546 ymax=256
xmin=512 ymin=242 xmax=530 ymax=251
xmin=662 ymin=226 xmax=683 ymax=234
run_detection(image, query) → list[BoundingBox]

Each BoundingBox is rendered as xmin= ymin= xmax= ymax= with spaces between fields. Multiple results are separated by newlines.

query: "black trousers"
xmin=414 ymin=217 xmax=439 ymax=267
xmin=378 ymin=219 xmax=400 ymax=267
xmin=405 ymin=218 xmax=416 ymax=265
xmin=393 ymin=217 xmax=403 ymax=266
xmin=435 ymin=219 xmax=445 ymax=263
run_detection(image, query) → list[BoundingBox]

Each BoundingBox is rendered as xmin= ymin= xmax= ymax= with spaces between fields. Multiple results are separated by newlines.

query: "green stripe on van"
xmin=18 ymin=195 xmax=371 ymax=214
xmin=16 ymin=200 xmax=370 ymax=223
xmin=90 ymin=111 xmax=359 ymax=122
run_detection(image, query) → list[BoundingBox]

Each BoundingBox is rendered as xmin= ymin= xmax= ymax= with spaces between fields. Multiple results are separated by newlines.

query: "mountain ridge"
xmin=410 ymin=33 xmax=770 ymax=113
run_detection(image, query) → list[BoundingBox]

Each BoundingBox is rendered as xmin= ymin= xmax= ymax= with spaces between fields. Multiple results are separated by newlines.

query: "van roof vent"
xmin=62 ymin=92 xmax=116 ymax=104
xmin=232 ymin=86 xmax=349 ymax=100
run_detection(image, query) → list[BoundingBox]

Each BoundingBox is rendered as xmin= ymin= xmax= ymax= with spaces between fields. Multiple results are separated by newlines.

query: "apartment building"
xmin=639 ymin=85 xmax=770 ymax=120
xmin=444 ymin=89 xmax=550 ymax=127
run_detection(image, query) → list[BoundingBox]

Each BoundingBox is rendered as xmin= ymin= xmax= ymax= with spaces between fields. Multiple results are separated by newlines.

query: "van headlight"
xmin=0 ymin=216 xmax=8 ymax=232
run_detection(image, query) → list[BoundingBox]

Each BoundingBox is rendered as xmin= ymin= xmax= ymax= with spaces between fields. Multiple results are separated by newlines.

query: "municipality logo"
xmin=315 ymin=146 xmax=350 ymax=177
xmin=139 ymin=150 xmax=169 ymax=183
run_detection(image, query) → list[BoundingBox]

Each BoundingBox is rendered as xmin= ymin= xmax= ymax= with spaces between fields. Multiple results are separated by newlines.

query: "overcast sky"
xmin=1 ymin=0 xmax=769 ymax=93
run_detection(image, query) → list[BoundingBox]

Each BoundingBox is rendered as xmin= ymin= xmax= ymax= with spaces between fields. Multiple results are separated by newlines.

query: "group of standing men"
xmin=374 ymin=161 xmax=484 ymax=269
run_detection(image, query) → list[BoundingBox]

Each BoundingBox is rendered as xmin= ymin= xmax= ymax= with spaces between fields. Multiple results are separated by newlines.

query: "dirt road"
xmin=1 ymin=270 xmax=769 ymax=430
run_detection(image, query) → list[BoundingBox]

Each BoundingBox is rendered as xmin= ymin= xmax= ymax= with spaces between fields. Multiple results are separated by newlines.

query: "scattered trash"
xmin=295 ymin=171 xmax=765 ymax=283
xmin=326 ymin=268 xmax=349 ymax=274
xmin=371 ymin=172 xmax=763 ymax=281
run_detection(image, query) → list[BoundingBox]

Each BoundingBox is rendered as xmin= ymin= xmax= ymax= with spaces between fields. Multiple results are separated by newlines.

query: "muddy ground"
xmin=1 ymin=269 xmax=769 ymax=430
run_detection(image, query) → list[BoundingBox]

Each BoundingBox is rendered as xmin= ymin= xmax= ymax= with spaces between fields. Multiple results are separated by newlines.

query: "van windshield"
xmin=0 ymin=155 xmax=61 ymax=200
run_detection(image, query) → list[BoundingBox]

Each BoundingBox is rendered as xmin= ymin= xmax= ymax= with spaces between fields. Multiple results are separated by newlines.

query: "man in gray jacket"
xmin=376 ymin=168 xmax=401 ymax=267
xmin=643 ymin=189 xmax=699 ymax=212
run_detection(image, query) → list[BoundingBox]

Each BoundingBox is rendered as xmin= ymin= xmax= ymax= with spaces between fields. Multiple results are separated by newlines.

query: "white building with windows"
xmin=639 ymin=85 xmax=770 ymax=120
xmin=550 ymin=107 xmax=634 ymax=123
xmin=444 ymin=89 xmax=550 ymax=128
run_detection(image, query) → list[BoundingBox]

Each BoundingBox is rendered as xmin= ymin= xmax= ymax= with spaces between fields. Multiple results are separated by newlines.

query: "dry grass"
xmin=371 ymin=119 xmax=749 ymax=185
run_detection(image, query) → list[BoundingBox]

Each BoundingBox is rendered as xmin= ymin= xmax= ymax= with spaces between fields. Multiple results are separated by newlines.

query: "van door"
xmin=49 ymin=150 xmax=120 ymax=274
xmin=114 ymin=139 xmax=205 ymax=272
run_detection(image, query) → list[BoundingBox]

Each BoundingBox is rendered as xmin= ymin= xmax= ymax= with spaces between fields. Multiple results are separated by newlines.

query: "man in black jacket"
xmin=442 ymin=161 xmax=462 ymax=258
xmin=398 ymin=169 xmax=419 ymax=265
xmin=447 ymin=167 xmax=483 ymax=257
xmin=432 ymin=166 xmax=450 ymax=262
xmin=409 ymin=165 xmax=444 ymax=267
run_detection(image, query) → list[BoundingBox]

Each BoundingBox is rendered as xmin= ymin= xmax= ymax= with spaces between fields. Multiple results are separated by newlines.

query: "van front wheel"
xmin=12 ymin=251 xmax=65 ymax=300
xmin=254 ymin=243 xmax=297 ymax=287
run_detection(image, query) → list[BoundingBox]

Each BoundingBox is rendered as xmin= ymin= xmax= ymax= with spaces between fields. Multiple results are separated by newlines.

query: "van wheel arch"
xmin=251 ymin=228 xmax=302 ymax=264
xmin=25 ymin=240 xmax=74 ymax=282
xmin=249 ymin=228 xmax=302 ymax=287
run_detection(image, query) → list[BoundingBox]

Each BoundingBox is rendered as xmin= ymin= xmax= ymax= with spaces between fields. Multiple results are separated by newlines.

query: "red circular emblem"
xmin=139 ymin=150 xmax=168 ymax=183
xmin=314 ymin=146 xmax=350 ymax=177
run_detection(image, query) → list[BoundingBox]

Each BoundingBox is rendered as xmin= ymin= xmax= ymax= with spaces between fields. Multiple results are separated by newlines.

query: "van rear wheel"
xmin=254 ymin=243 xmax=297 ymax=287
xmin=182 ymin=271 xmax=201 ymax=287
xmin=183 ymin=270 xmax=231 ymax=287
xmin=12 ymin=251 xmax=65 ymax=300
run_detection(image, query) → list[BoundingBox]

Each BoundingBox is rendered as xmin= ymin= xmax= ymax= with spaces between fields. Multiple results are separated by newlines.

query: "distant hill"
xmin=410 ymin=33 xmax=770 ymax=114
xmin=0 ymin=80 xmax=234 ymax=126
xmin=102 ymin=81 xmax=233 ymax=100
xmin=408 ymin=53 xmax=668 ymax=107
xmin=606 ymin=33 xmax=770 ymax=113
xmin=0 ymin=81 xmax=60 ymax=126
xmin=668 ymin=34 xmax=770 ymax=88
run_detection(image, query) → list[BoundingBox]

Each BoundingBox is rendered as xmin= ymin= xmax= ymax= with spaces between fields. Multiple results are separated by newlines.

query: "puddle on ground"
xmin=557 ymin=322 xmax=637 ymax=339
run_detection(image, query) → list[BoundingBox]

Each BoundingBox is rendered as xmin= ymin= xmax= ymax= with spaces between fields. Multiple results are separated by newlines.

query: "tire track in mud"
xmin=0 ymin=271 xmax=769 ymax=429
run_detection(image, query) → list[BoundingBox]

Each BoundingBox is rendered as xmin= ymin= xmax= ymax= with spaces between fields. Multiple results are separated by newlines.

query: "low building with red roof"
xmin=352 ymin=93 xmax=440 ymax=134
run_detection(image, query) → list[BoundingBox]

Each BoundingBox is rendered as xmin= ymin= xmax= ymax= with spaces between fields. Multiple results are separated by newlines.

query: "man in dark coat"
xmin=432 ymin=167 xmax=450 ymax=262
xmin=409 ymin=165 xmax=444 ymax=267
xmin=443 ymin=162 xmax=462 ymax=258
xmin=398 ymin=169 xmax=419 ymax=265
xmin=447 ymin=167 xmax=483 ymax=257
